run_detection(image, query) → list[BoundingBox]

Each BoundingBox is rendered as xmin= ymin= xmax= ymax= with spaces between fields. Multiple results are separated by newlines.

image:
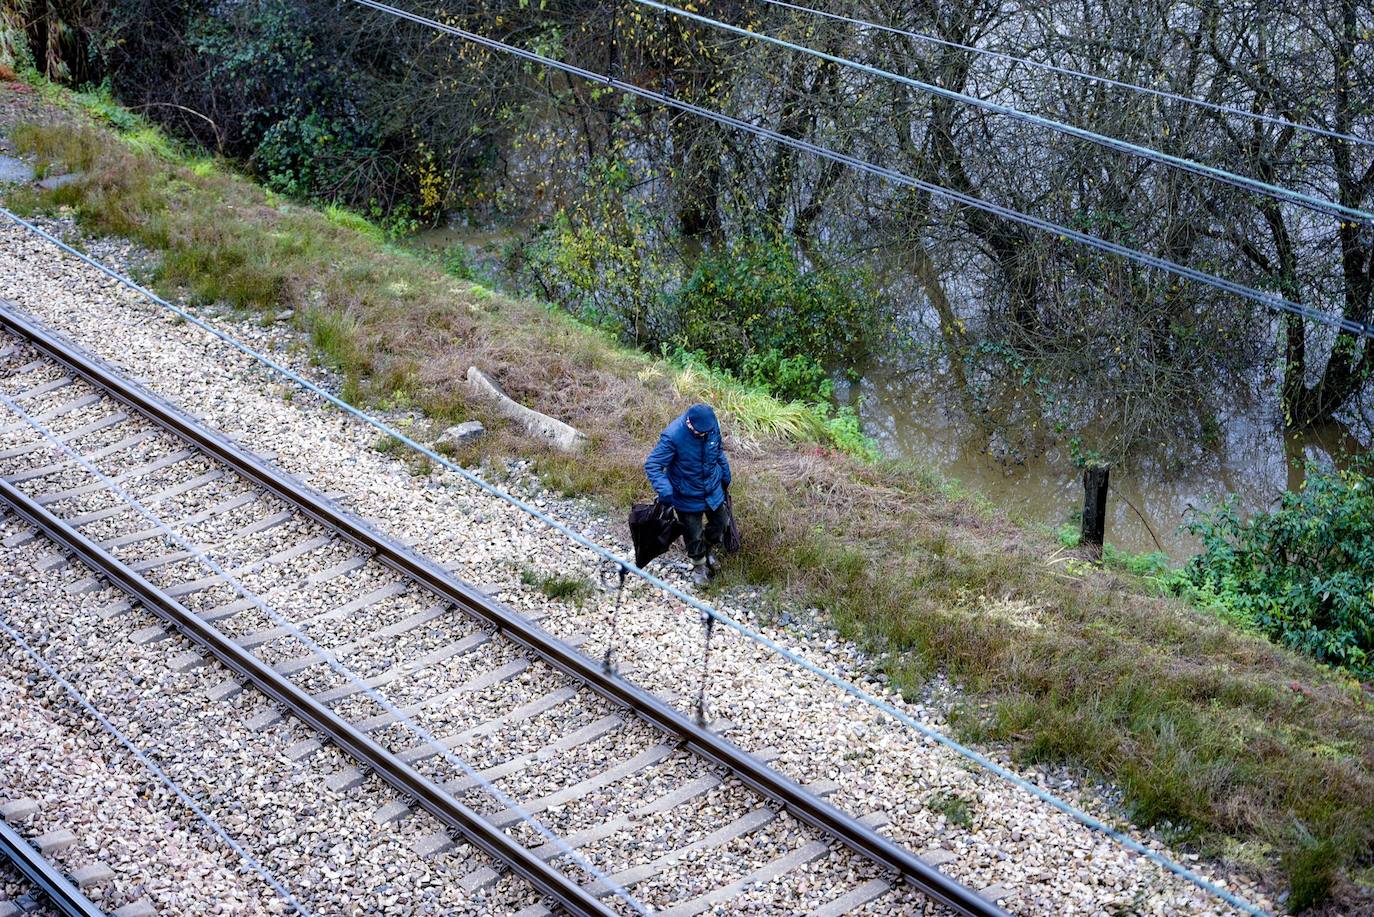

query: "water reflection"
xmin=415 ymin=223 xmax=1372 ymax=562
xmin=856 ymin=365 xmax=1371 ymax=559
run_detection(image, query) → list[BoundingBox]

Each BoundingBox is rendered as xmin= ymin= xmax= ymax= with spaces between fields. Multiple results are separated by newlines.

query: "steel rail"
xmin=0 ymin=476 xmax=612 ymax=916
xmin=0 ymin=820 xmax=106 ymax=917
xmin=0 ymin=315 xmax=612 ymax=917
xmin=0 ymin=308 xmax=1006 ymax=916
xmin=0 ymin=479 xmax=612 ymax=917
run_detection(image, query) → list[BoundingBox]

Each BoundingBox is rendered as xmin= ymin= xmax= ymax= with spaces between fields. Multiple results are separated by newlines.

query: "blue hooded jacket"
xmin=644 ymin=404 xmax=732 ymax=512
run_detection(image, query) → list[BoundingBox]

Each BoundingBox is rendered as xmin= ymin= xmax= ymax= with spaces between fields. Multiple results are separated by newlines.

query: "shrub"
xmin=522 ymin=215 xmax=887 ymax=452
xmin=521 ymin=206 xmax=676 ymax=345
xmin=252 ymin=110 xmax=368 ymax=200
xmin=523 ymin=202 xmax=887 ymax=394
xmin=668 ymin=237 xmax=884 ymax=384
xmin=740 ymin=348 xmax=832 ymax=404
xmin=823 ymin=406 xmax=880 ymax=461
xmin=95 ymin=0 xmax=437 ymax=223
xmin=0 ymin=8 xmax=33 ymax=76
xmin=1179 ymin=458 xmax=1374 ymax=678
xmin=442 ymin=244 xmax=478 ymax=281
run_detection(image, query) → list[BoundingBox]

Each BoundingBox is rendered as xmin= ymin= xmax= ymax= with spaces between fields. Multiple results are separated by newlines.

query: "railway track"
xmin=0 ymin=301 xmax=1008 ymax=917
xmin=0 ymin=818 xmax=103 ymax=917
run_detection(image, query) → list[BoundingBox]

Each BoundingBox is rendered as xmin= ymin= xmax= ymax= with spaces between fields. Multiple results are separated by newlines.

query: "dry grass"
xmin=4 ymin=84 xmax=1373 ymax=911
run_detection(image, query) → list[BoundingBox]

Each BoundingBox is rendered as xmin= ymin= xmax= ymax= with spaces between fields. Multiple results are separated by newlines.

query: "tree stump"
xmin=1081 ymin=465 xmax=1109 ymax=559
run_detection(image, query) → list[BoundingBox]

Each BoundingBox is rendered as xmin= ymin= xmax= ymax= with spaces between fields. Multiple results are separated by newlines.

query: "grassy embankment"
xmin=2 ymin=77 xmax=1372 ymax=910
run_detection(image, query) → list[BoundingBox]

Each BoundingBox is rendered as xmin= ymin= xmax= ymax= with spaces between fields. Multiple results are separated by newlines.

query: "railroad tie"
xmin=1 ymin=796 xmax=120 ymax=909
xmin=807 ymin=877 xmax=892 ymax=917
xmin=657 ymin=812 xmax=892 ymax=917
xmin=0 ymin=306 xmax=1009 ymax=917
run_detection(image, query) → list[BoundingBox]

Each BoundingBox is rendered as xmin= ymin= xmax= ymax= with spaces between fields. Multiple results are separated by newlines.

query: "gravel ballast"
xmin=0 ymin=216 xmax=1276 ymax=915
xmin=0 ymin=509 xmax=548 ymax=916
xmin=0 ymin=666 xmax=280 ymax=915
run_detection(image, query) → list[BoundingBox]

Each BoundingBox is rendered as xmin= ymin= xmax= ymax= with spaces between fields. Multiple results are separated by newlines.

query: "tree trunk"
xmin=1282 ymin=0 xmax=1374 ymax=428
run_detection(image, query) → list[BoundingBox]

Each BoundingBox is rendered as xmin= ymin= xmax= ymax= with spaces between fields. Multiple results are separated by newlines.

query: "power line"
xmin=757 ymin=0 xmax=1374 ymax=152
xmin=348 ymin=0 xmax=1373 ymax=341
xmin=0 ymin=208 xmax=1275 ymax=917
xmin=0 ymin=617 xmax=312 ymax=915
xmin=631 ymin=0 xmax=1374 ymax=227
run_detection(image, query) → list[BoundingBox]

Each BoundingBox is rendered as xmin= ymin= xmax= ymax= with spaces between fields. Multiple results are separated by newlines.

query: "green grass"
xmin=1102 ymin=543 xmax=1173 ymax=579
xmin=929 ymin=792 xmax=974 ymax=829
xmin=372 ymin=434 xmax=405 ymax=454
xmin=670 ymin=360 xmax=829 ymax=443
xmin=10 ymin=121 xmax=103 ymax=174
xmin=308 ymin=308 xmax=366 ymax=375
xmin=521 ymin=568 xmax=595 ymax=603
xmin=324 ymin=203 xmax=386 ymax=242
xmin=4 ymin=83 xmax=1373 ymax=910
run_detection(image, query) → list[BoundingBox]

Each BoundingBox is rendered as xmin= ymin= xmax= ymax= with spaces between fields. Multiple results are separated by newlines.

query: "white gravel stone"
xmin=0 ymin=216 xmax=1279 ymax=915
xmin=437 ymin=421 xmax=486 ymax=449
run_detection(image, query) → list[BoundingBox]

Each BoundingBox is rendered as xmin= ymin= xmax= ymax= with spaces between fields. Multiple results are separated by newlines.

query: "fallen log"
xmin=466 ymin=366 xmax=587 ymax=452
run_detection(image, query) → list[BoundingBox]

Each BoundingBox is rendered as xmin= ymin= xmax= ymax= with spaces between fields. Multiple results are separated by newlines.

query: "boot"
xmin=706 ymin=552 xmax=721 ymax=579
xmin=691 ymin=558 xmax=710 ymax=587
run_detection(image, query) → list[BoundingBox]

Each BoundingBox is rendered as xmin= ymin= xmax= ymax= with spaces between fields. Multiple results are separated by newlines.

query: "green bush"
xmin=99 ymin=0 xmax=435 ymax=223
xmin=519 ymin=199 xmax=886 ymax=456
xmin=524 ymin=218 xmax=885 ymax=408
xmin=823 ymin=406 xmax=880 ymax=461
xmin=443 ymin=244 xmax=478 ymax=281
xmin=668 ymin=238 xmax=882 ymax=384
xmin=740 ymin=349 xmax=832 ymax=404
xmin=1 ymin=11 xmax=35 ymax=75
xmin=1102 ymin=544 xmax=1172 ymax=579
xmin=1179 ymin=458 xmax=1374 ymax=678
xmin=522 ymin=203 xmax=678 ymax=341
xmin=252 ymin=110 xmax=368 ymax=201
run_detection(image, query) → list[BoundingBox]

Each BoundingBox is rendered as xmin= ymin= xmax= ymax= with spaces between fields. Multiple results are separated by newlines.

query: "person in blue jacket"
xmin=644 ymin=403 xmax=732 ymax=586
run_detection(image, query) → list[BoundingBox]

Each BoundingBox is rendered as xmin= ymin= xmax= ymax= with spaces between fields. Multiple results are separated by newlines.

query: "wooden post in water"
xmin=1081 ymin=465 xmax=1109 ymax=558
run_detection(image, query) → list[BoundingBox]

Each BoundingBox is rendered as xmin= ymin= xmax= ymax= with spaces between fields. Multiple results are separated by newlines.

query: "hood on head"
xmin=685 ymin=403 xmax=718 ymax=434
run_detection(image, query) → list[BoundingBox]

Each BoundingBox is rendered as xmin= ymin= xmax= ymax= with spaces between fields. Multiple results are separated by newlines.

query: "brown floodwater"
xmin=853 ymin=366 xmax=1371 ymax=559
xmin=415 ymin=223 xmax=1372 ymax=561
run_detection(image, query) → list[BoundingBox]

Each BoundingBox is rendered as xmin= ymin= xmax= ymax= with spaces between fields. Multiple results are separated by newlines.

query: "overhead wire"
xmin=630 ymin=0 xmax=1374 ymax=227
xmin=348 ymin=0 xmax=1372 ymax=340
xmin=756 ymin=0 xmax=1374 ymax=151
xmin=0 ymin=207 xmax=1273 ymax=916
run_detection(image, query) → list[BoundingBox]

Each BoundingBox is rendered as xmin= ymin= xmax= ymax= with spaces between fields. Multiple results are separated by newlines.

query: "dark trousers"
xmin=678 ymin=502 xmax=730 ymax=562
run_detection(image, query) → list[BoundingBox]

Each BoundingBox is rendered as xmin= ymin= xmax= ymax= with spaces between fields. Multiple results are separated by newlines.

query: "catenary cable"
xmin=348 ymin=1 xmax=1371 ymax=340
xmin=631 ymin=0 xmax=1374 ymax=226
xmin=0 ymin=616 xmax=310 ymax=915
xmin=0 ymin=385 xmax=649 ymax=916
xmin=756 ymin=0 xmax=1374 ymax=151
xmin=3 ymin=207 xmax=1271 ymax=915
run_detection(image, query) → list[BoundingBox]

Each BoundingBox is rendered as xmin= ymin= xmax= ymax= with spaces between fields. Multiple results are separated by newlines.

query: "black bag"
xmin=722 ymin=490 xmax=741 ymax=554
xmin=628 ymin=498 xmax=683 ymax=568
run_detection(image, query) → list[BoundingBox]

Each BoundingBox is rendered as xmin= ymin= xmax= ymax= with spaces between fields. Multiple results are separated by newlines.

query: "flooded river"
xmin=855 ymin=367 xmax=1370 ymax=559
xmin=417 ymin=224 xmax=1372 ymax=562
